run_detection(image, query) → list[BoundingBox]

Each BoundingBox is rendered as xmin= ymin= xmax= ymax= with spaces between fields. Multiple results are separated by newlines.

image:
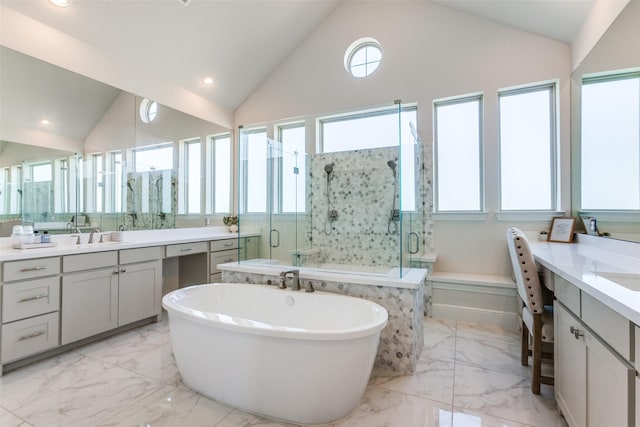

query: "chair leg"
xmin=521 ymin=320 xmax=529 ymax=366
xmin=531 ymin=314 xmax=543 ymax=395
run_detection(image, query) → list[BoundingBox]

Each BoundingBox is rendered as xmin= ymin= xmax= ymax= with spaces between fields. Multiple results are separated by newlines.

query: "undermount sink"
xmin=594 ymin=272 xmax=640 ymax=292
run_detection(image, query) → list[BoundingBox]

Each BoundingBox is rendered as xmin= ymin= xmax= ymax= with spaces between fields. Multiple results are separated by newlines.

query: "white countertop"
xmin=0 ymin=227 xmax=257 ymax=262
xmin=531 ymin=234 xmax=640 ymax=325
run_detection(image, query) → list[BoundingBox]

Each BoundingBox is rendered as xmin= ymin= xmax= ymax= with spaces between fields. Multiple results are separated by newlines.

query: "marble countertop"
xmin=0 ymin=227 xmax=258 ymax=262
xmin=531 ymin=234 xmax=640 ymax=325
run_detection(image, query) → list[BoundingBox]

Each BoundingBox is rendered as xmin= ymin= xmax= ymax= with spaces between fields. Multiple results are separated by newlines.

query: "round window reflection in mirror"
xmin=139 ymin=98 xmax=158 ymax=123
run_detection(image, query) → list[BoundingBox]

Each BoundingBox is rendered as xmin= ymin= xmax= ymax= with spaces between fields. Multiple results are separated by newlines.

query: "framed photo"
xmin=548 ymin=217 xmax=576 ymax=243
xmin=581 ymin=216 xmax=599 ymax=236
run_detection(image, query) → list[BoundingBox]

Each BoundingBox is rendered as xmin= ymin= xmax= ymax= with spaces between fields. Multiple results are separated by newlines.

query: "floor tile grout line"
xmin=449 ymin=320 xmax=458 ymax=427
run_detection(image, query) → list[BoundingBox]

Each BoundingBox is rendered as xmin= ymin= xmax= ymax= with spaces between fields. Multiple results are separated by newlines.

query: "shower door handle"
xmin=270 ymin=229 xmax=280 ymax=248
xmin=407 ymin=232 xmax=419 ymax=255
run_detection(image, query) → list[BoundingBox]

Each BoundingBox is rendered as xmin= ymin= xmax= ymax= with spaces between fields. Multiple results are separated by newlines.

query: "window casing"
xmin=206 ymin=133 xmax=232 ymax=214
xmin=434 ymin=95 xmax=483 ymax=212
xmin=183 ymin=138 xmax=202 ymax=214
xmin=581 ymin=72 xmax=640 ymax=210
xmin=239 ymin=128 xmax=268 ymax=213
xmin=276 ymin=123 xmax=306 ymax=213
xmin=499 ymin=83 xmax=557 ymax=211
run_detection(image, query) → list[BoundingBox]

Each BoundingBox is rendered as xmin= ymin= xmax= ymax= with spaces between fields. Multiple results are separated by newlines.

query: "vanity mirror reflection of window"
xmin=581 ymin=72 xmax=640 ymax=211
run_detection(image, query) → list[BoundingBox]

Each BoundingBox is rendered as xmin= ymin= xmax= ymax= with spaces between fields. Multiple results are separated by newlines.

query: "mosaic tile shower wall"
xmin=124 ymin=171 xmax=176 ymax=230
xmin=308 ymin=146 xmax=429 ymax=269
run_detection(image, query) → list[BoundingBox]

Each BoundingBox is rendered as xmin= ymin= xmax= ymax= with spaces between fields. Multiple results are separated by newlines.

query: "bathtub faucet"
xmin=280 ymin=270 xmax=300 ymax=291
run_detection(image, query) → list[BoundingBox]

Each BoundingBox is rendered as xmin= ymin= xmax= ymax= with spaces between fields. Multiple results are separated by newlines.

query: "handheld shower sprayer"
xmin=387 ymin=158 xmax=400 ymax=234
xmin=387 ymin=160 xmax=397 ymax=178
xmin=324 ymin=162 xmax=337 ymax=234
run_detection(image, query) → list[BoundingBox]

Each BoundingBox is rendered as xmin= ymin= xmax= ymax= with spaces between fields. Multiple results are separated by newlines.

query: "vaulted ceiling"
xmin=0 ymin=0 xmax=624 ymax=142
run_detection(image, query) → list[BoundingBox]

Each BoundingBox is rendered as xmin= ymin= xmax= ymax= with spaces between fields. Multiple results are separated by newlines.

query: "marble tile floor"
xmin=0 ymin=316 xmax=568 ymax=427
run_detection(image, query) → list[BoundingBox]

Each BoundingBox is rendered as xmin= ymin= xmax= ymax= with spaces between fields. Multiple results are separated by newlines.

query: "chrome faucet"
xmin=72 ymin=227 xmax=82 ymax=245
xmin=88 ymin=228 xmax=102 ymax=244
xmin=280 ymin=270 xmax=300 ymax=291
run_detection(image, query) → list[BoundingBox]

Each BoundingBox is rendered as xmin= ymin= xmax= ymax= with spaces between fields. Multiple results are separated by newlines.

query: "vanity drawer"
xmin=3 ymin=257 xmax=60 ymax=282
xmin=166 ymin=242 xmax=207 ymax=258
xmin=1 ymin=312 xmax=59 ymax=363
xmin=120 ymin=246 xmax=163 ymax=265
xmin=210 ymin=249 xmax=238 ymax=274
xmin=2 ymin=277 xmax=60 ymax=323
xmin=582 ymin=292 xmax=631 ymax=361
xmin=554 ymin=275 xmax=581 ymax=316
xmin=63 ymin=251 xmax=118 ymax=273
xmin=211 ymin=239 xmax=238 ymax=252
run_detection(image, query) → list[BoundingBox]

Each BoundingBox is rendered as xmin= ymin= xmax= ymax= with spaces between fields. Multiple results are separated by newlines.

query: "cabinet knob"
xmin=120 ymin=268 xmax=127 ymax=273
xmin=113 ymin=270 xmax=119 ymax=275
xmin=569 ymin=326 xmax=584 ymax=339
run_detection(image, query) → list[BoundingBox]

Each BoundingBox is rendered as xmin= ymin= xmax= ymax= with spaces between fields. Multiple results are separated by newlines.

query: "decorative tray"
xmin=12 ymin=242 xmax=58 ymax=250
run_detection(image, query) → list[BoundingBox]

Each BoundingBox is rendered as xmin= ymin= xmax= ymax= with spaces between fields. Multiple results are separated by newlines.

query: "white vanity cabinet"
xmin=553 ymin=273 xmax=634 ymax=427
xmin=1 ymin=257 xmax=61 ymax=364
xmin=118 ymin=247 xmax=163 ymax=326
xmin=61 ymin=248 xmax=163 ymax=345
xmin=61 ymin=251 xmax=119 ymax=345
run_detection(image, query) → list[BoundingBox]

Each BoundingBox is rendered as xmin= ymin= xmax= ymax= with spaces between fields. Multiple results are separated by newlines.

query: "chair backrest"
xmin=506 ymin=227 xmax=544 ymax=314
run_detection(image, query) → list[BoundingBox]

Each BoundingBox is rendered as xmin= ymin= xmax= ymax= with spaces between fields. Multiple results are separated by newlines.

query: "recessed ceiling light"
xmin=201 ymin=75 xmax=214 ymax=86
xmin=49 ymin=0 xmax=73 ymax=7
xmin=40 ymin=119 xmax=51 ymax=125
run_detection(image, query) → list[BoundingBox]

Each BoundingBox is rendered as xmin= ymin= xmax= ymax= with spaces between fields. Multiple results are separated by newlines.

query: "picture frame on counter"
xmin=548 ymin=217 xmax=576 ymax=243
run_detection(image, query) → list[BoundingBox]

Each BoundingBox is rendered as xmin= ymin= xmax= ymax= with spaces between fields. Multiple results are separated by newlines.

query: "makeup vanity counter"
xmin=0 ymin=227 xmax=260 ymax=375
xmin=530 ymin=234 xmax=640 ymax=427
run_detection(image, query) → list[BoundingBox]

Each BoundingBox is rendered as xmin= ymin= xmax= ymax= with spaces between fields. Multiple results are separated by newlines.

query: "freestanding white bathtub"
xmin=162 ymin=283 xmax=388 ymax=425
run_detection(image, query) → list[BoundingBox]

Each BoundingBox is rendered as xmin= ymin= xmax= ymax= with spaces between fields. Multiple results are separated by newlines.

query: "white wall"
xmin=234 ymin=1 xmax=571 ymax=276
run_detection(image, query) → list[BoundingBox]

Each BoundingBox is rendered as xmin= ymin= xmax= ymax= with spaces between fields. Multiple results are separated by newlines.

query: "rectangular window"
xmin=499 ymin=83 xmax=556 ymax=210
xmin=581 ymin=73 xmax=639 ymax=210
xmin=213 ymin=134 xmax=231 ymax=213
xmin=109 ymin=151 xmax=123 ymax=213
xmin=134 ymin=143 xmax=173 ymax=173
xmin=184 ymin=138 xmax=201 ymax=214
xmin=94 ymin=154 xmax=104 ymax=212
xmin=54 ymin=158 xmax=70 ymax=214
xmin=277 ymin=123 xmax=306 ymax=213
xmin=434 ymin=95 xmax=483 ymax=211
xmin=319 ymin=106 xmax=417 ymax=211
xmin=240 ymin=128 xmax=268 ymax=213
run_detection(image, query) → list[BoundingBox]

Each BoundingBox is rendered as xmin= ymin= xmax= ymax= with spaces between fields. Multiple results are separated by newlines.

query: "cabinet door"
xmin=61 ymin=268 xmax=118 ymax=345
xmin=118 ymin=260 xmax=162 ymax=326
xmin=585 ymin=328 xmax=633 ymax=427
xmin=555 ymin=302 xmax=586 ymax=427
xmin=636 ymin=377 xmax=640 ymax=427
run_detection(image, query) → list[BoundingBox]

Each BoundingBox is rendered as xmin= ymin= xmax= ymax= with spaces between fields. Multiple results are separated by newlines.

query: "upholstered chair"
xmin=506 ymin=227 xmax=554 ymax=394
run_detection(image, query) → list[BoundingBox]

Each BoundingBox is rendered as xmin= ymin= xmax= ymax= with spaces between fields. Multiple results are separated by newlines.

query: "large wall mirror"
xmin=0 ymin=46 xmax=231 ymax=235
xmin=571 ymin=1 xmax=640 ymax=243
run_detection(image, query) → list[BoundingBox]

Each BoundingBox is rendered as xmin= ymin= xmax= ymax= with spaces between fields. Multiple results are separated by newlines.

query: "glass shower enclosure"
xmin=237 ymin=102 xmax=423 ymax=278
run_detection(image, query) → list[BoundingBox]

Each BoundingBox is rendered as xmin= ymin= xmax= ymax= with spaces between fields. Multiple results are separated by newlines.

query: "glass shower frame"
xmin=237 ymin=102 xmax=423 ymax=278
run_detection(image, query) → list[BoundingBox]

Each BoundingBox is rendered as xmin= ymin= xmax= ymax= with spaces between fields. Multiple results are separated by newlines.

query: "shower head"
xmin=324 ymin=163 xmax=334 ymax=175
xmin=387 ymin=160 xmax=397 ymax=177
